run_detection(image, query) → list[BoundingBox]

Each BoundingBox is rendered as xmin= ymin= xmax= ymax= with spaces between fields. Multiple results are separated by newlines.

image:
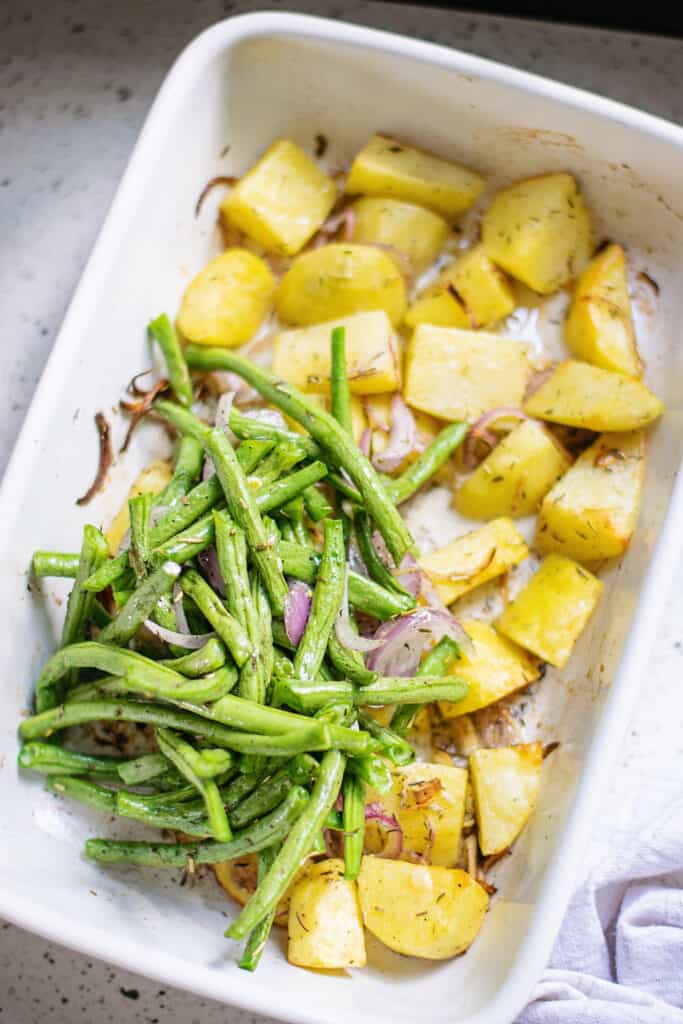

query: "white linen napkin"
xmin=518 ymin=797 xmax=683 ymax=1023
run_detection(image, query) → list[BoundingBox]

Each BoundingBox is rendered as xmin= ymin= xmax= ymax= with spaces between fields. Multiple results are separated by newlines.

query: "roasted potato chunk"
xmin=288 ymin=858 xmax=366 ymax=969
xmin=470 ymin=743 xmax=543 ymax=855
xmin=366 ymin=762 xmax=468 ymax=867
xmin=440 ymin=619 xmax=540 ymax=719
xmin=497 ymin=553 xmax=603 ymax=668
xmin=404 ymin=325 xmax=531 ymax=422
xmin=446 ymin=244 xmax=516 ymax=327
xmin=536 ymin=431 xmax=645 ymax=562
xmin=482 ymin=173 xmax=592 ymax=293
xmin=455 ymin=419 xmax=572 ymax=519
xmin=345 ymin=134 xmax=485 ymax=219
xmin=524 ymin=360 xmax=663 ymax=432
xmin=404 ymin=285 xmax=471 ymax=330
xmin=221 ymin=139 xmax=336 ymax=255
xmin=177 ymin=249 xmax=275 ymax=348
xmin=105 ymin=460 xmax=173 ymax=555
xmin=565 ymin=243 xmax=641 ymax=377
xmin=419 ymin=517 xmax=529 ymax=605
xmin=272 ymin=311 xmax=400 ymax=396
xmin=358 ymin=858 xmax=489 ymax=959
xmin=349 ymin=197 xmax=450 ymax=276
xmin=276 ymin=243 xmax=407 ymax=327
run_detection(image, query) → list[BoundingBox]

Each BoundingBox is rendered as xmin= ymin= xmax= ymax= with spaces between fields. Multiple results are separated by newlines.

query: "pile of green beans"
xmin=22 ymin=320 xmax=470 ymax=972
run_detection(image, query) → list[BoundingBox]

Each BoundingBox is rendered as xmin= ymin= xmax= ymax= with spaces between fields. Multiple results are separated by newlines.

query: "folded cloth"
xmin=519 ymin=797 xmax=683 ymax=1023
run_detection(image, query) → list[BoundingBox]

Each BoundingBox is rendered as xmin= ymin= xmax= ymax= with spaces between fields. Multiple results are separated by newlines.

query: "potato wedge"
xmin=177 ymin=249 xmax=275 ymax=348
xmin=455 ymin=419 xmax=572 ymax=519
xmin=404 ymin=325 xmax=531 ymax=422
xmin=444 ymin=244 xmax=517 ymax=328
xmin=288 ymin=858 xmax=366 ymax=969
xmin=365 ymin=762 xmax=468 ymax=867
xmin=470 ymin=743 xmax=543 ymax=855
xmin=524 ymin=360 xmax=663 ymax=432
xmin=440 ymin=619 xmax=540 ymax=719
xmin=276 ymin=243 xmax=407 ymax=327
xmin=404 ymin=285 xmax=471 ymax=330
xmin=272 ymin=311 xmax=400 ymax=395
xmin=105 ymin=460 xmax=173 ymax=555
xmin=419 ymin=518 xmax=529 ymax=605
xmin=345 ymin=134 xmax=485 ymax=219
xmin=349 ymin=197 xmax=450 ymax=276
xmin=358 ymin=858 xmax=489 ymax=959
xmin=497 ymin=553 xmax=603 ymax=668
xmin=221 ymin=139 xmax=336 ymax=255
xmin=482 ymin=173 xmax=592 ymax=293
xmin=536 ymin=431 xmax=645 ymax=562
xmin=565 ymin=243 xmax=641 ymax=377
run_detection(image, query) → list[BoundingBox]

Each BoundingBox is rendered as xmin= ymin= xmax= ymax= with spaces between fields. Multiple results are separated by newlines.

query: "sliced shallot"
xmin=372 ymin=395 xmax=418 ymax=473
xmin=143 ymin=619 xmax=217 ymax=650
xmin=365 ymin=803 xmax=403 ymax=859
xmin=196 ymin=548 xmax=225 ymax=597
xmin=366 ymin=607 xmax=472 ymax=676
xmin=284 ymin=581 xmax=312 ymax=646
xmin=462 ymin=407 xmax=530 ymax=469
xmin=335 ymin=570 xmax=383 ymax=653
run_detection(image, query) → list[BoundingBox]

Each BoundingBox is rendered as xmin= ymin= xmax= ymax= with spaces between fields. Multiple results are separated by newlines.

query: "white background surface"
xmin=1 ymin=2 xmax=683 ymax=1021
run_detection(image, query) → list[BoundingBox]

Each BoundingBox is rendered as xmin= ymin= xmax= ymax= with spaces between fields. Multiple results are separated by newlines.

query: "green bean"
xmin=116 ymin=752 xmax=171 ymax=786
xmin=77 ymin=665 xmax=235 ymax=707
xmin=347 ymin=753 xmax=392 ymax=792
xmin=47 ymin=775 xmax=117 ymax=814
xmin=294 ymin=519 xmax=345 ymax=682
xmin=148 ymin=314 xmax=193 ymax=408
xmin=18 ymin=742 xmax=121 ymax=778
xmin=147 ymin=592 xmax=186 ymax=657
xmin=204 ymin=426 xmax=288 ymax=615
xmin=228 ymin=407 xmax=320 ymax=458
xmin=32 ymin=551 xmax=80 ymax=578
xmin=253 ymin=557 xmax=274 ymax=697
xmin=85 ymin=785 xmax=309 ymax=867
xmin=386 ymin=421 xmax=468 ymax=505
xmin=273 ymin=674 xmax=468 ymax=711
xmin=342 ymin=771 xmax=365 ymax=881
xmin=302 ymin=484 xmax=333 ymax=523
xmin=330 ymin=326 xmax=353 ymax=436
xmin=249 ymin=440 xmax=305 ymax=487
xmin=221 ymin=763 xmax=274 ymax=812
xmin=237 ymin=438 xmax=276 ymax=473
xmin=115 ymin=792 xmax=212 ymax=837
xmin=257 ymin=461 xmax=328 ymax=512
xmin=128 ymin=492 xmax=152 ymax=579
xmin=214 ymin=511 xmax=262 ymax=703
xmin=91 ymin=598 xmax=113 ymax=629
xmin=98 ymin=562 xmax=181 ymax=646
xmin=226 ymin=750 xmax=345 ymax=939
xmin=283 ymin=495 xmax=310 ymax=547
xmin=357 ymin=710 xmax=414 ymax=766
xmin=159 ymin=637 xmax=227 ymax=677
xmin=354 ymin=509 xmax=410 ymax=597
xmin=180 ymin=568 xmax=251 ymax=668
xmin=326 ymin=471 xmax=362 ymax=505
xmin=156 ymin=727 xmax=231 ymax=841
xmin=157 ymin=435 xmax=205 ymax=507
xmin=277 ymin=540 xmax=415 ymax=620
xmin=327 ymin=618 xmax=378 ymax=687
xmin=390 ymin=636 xmax=461 ymax=736
xmin=35 ymin=641 xmax=184 ymax=713
xmin=314 ymin=700 xmax=356 ymax=727
xmin=64 ymin=675 xmax=128 ymax=704
xmin=184 ymin=347 xmax=414 ymax=564
xmin=239 ymin=842 xmax=280 ymax=972
xmin=230 ymin=755 xmax=317 ymax=830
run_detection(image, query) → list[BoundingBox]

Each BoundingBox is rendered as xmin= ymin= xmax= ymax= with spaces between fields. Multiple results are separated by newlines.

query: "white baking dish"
xmin=2 ymin=11 xmax=683 ymax=1023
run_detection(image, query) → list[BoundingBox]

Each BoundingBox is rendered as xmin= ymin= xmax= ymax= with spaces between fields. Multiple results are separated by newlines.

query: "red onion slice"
xmin=372 ymin=395 xmax=418 ymax=473
xmin=215 ymin=391 xmax=235 ymax=431
xmin=366 ymin=607 xmax=472 ymax=676
xmin=392 ymin=552 xmax=422 ymax=599
xmin=244 ymin=407 xmax=287 ymax=431
xmin=463 ymin=407 xmax=529 ymax=469
xmin=172 ymin=580 xmax=191 ymax=634
xmin=284 ymin=581 xmax=312 ymax=646
xmin=335 ymin=570 xmax=383 ymax=653
xmin=365 ymin=803 xmax=403 ymax=859
xmin=197 ymin=547 xmax=225 ymax=597
xmin=143 ymin=619 xmax=217 ymax=649
xmin=359 ymin=428 xmax=372 ymax=458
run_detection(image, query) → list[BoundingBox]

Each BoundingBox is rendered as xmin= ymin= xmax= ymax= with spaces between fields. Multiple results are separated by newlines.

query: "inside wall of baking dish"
xmin=1 ymin=21 xmax=682 ymax=1024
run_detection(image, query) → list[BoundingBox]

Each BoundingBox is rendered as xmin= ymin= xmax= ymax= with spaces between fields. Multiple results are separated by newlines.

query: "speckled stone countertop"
xmin=2 ymin=2 xmax=683 ymax=1021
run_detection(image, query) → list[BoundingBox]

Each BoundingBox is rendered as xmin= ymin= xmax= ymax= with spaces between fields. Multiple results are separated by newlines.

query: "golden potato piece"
xmin=105 ymin=459 xmax=173 ymax=555
xmin=440 ymin=619 xmax=540 ymax=719
xmin=524 ymin=360 xmax=663 ymax=432
xmin=404 ymin=325 xmax=531 ymax=422
xmin=419 ymin=518 xmax=529 ymax=605
xmin=565 ymin=243 xmax=641 ymax=377
xmin=366 ymin=762 xmax=468 ymax=867
xmin=288 ymin=858 xmax=366 ymax=969
xmin=345 ymin=134 xmax=485 ymax=219
xmin=497 ymin=553 xmax=603 ymax=668
xmin=276 ymin=243 xmax=407 ymax=327
xmin=446 ymin=244 xmax=516 ymax=328
xmin=536 ymin=431 xmax=645 ymax=562
xmin=455 ymin=419 xmax=572 ymax=519
xmin=482 ymin=173 xmax=592 ymax=293
xmin=404 ymin=286 xmax=471 ymax=330
xmin=272 ymin=311 xmax=400 ymax=395
xmin=349 ymin=197 xmax=450 ymax=276
xmin=358 ymin=857 xmax=489 ymax=959
xmin=221 ymin=139 xmax=336 ymax=255
xmin=177 ymin=249 xmax=275 ymax=348
xmin=470 ymin=743 xmax=543 ymax=856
